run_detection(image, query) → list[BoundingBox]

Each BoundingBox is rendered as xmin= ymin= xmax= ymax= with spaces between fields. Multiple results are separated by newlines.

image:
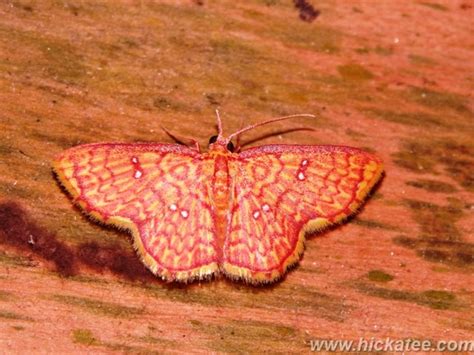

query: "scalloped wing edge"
xmin=53 ymin=144 xmax=384 ymax=285
xmin=222 ymin=159 xmax=384 ymax=285
xmin=52 ymin=155 xmax=219 ymax=283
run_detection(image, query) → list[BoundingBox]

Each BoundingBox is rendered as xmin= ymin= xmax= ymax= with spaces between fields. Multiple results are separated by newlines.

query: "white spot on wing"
xmin=301 ymin=159 xmax=308 ymax=166
xmin=262 ymin=204 xmax=270 ymax=212
xmin=298 ymin=172 xmax=305 ymax=180
xmin=170 ymin=204 xmax=177 ymax=211
xmin=181 ymin=210 xmax=189 ymax=219
xmin=132 ymin=157 xmax=138 ymax=164
xmin=253 ymin=211 xmax=260 ymax=219
xmin=134 ymin=170 xmax=143 ymax=179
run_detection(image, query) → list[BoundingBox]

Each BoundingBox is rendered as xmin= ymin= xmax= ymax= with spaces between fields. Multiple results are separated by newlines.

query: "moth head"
xmin=208 ymin=135 xmax=235 ymax=152
xmin=213 ymin=110 xmax=316 ymax=153
xmin=164 ymin=110 xmax=316 ymax=153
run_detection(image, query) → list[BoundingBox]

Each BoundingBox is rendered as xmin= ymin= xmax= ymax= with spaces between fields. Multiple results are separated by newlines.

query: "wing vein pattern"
xmin=223 ymin=145 xmax=383 ymax=282
xmin=54 ymin=143 xmax=219 ymax=281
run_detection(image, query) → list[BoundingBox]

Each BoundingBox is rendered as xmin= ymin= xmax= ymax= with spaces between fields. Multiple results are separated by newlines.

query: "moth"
xmin=53 ymin=112 xmax=383 ymax=284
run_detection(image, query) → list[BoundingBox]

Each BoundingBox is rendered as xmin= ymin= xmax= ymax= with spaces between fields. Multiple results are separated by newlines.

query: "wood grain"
xmin=0 ymin=0 xmax=472 ymax=352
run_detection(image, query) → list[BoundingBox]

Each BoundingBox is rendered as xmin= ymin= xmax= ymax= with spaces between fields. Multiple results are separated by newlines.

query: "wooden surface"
xmin=0 ymin=0 xmax=473 ymax=353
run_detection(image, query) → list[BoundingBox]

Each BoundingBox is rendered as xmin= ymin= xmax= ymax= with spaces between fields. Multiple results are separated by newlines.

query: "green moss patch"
xmin=261 ymin=21 xmax=341 ymax=54
xmin=393 ymin=235 xmax=473 ymax=267
xmin=190 ymin=319 xmax=305 ymax=353
xmin=406 ymin=179 xmax=457 ymax=193
xmin=0 ymin=290 xmax=14 ymax=302
xmin=365 ymin=109 xmax=444 ymax=127
xmin=0 ymin=252 xmax=34 ymax=267
xmin=0 ymin=25 xmax=88 ymax=85
xmin=355 ymin=46 xmax=393 ymax=56
xmin=50 ymin=294 xmax=145 ymax=318
xmin=337 ymin=63 xmax=374 ymax=81
xmin=353 ymin=218 xmax=398 ymax=231
xmin=418 ymin=2 xmax=449 ymax=11
xmin=391 ymin=196 xmax=473 ymax=267
xmin=420 ymin=290 xmax=456 ymax=309
xmin=405 ymin=199 xmax=463 ymax=241
xmin=409 ymin=54 xmax=436 ymax=66
xmin=345 ymin=128 xmax=366 ymax=139
xmin=392 ymin=139 xmax=474 ymax=191
xmin=354 ymin=283 xmax=459 ymax=310
xmin=0 ymin=310 xmax=33 ymax=321
xmin=367 ymin=270 xmax=394 ymax=282
xmin=405 ymin=87 xmax=470 ymax=115
xmin=145 ymin=282 xmax=347 ymax=322
xmin=373 ymin=46 xmax=394 ymax=56
xmin=136 ymin=334 xmax=177 ymax=348
xmin=71 ymin=328 xmax=161 ymax=353
xmin=72 ymin=329 xmax=98 ymax=346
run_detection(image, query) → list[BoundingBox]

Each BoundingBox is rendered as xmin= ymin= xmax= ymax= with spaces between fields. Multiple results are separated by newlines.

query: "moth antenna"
xmin=160 ymin=126 xmax=200 ymax=152
xmin=235 ymin=116 xmax=244 ymax=152
xmin=215 ymin=109 xmax=224 ymax=138
xmin=239 ymin=126 xmax=317 ymax=149
xmin=227 ymin=114 xmax=316 ymax=141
